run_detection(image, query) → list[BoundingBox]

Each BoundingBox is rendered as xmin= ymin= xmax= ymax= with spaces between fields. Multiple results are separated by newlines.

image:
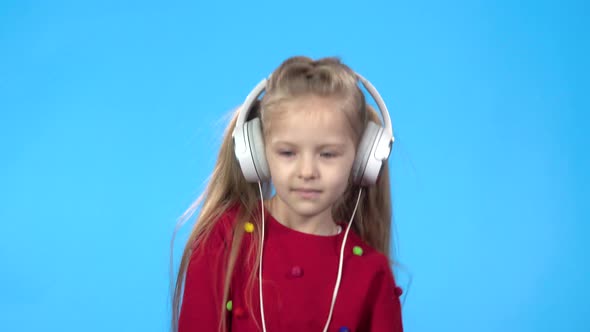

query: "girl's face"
xmin=265 ymin=96 xmax=357 ymax=224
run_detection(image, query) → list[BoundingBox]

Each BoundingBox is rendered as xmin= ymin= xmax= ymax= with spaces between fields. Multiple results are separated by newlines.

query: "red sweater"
xmin=179 ymin=205 xmax=403 ymax=332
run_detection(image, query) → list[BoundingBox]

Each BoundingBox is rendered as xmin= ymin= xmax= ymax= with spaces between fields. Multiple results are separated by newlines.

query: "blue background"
xmin=1 ymin=0 xmax=588 ymax=331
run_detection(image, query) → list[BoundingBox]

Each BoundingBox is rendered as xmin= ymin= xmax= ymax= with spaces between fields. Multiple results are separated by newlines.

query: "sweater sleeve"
xmin=178 ymin=217 xmax=233 ymax=332
xmin=364 ymin=258 xmax=404 ymax=332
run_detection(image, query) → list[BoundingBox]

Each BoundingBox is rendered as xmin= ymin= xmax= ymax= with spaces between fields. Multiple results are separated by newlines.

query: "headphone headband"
xmin=232 ymin=73 xmax=394 ymax=141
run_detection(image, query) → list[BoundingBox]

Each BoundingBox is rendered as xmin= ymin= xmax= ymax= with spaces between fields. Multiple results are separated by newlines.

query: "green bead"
xmin=353 ymin=246 xmax=363 ymax=256
xmin=226 ymin=300 xmax=233 ymax=311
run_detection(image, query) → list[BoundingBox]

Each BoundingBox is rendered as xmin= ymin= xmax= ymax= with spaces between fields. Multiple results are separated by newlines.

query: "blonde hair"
xmin=170 ymin=56 xmax=394 ymax=332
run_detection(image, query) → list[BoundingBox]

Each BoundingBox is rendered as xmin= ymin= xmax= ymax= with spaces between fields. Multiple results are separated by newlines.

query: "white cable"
xmin=321 ymin=188 xmax=363 ymax=332
xmin=257 ymin=182 xmax=268 ymax=332
xmin=257 ymin=184 xmax=363 ymax=332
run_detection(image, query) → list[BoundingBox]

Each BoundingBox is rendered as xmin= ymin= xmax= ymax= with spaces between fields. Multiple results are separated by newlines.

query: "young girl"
xmin=171 ymin=56 xmax=403 ymax=332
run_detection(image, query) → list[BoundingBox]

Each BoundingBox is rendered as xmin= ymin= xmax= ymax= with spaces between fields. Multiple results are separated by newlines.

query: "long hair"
xmin=171 ymin=56 xmax=394 ymax=332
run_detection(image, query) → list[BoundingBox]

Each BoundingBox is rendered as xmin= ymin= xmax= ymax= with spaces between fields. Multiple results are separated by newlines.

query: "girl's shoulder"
xmin=344 ymin=230 xmax=393 ymax=274
xmin=191 ymin=203 xmax=241 ymax=251
xmin=213 ymin=203 xmax=242 ymax=235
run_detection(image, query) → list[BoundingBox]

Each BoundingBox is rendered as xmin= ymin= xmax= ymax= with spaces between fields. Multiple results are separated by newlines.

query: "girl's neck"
xmin=265 ymin=196 xmax=340 ymax=236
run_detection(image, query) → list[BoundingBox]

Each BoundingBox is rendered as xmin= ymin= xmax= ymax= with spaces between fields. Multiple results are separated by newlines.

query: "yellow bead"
xmin=244 ymin=222 xmax=254 ymax=233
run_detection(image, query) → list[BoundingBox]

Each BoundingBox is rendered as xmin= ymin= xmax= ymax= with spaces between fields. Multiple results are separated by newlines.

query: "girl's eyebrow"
xmin=271 ymin=140 xmax=347 ymax=149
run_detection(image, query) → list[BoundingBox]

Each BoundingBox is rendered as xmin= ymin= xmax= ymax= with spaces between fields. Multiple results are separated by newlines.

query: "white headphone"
xmin=232 ymin=73 xmax=394 ymax=186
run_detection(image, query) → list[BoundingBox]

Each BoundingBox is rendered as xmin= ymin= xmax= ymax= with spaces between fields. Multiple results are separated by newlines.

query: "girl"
xmin=171 ymin=56 xmax=403 ymax=332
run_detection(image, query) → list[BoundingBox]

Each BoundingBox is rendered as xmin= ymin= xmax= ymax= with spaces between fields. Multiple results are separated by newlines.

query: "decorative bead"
xmin=290 ymin=266 xmax=304 ymax=278
xmin=339 ymin=327 xmax=351 ymax=332
xmin=352 ymin=245 xmax=363 ymax=256
xmin=234 ymin=306 xmax=247 ymax=318
xmin=226 ymin=300 xmax=233 ymax=311
xmin=395 ymin=286 xmax=403 ymax=296
xmin=244 ymin=221 xmax=254 ymax=233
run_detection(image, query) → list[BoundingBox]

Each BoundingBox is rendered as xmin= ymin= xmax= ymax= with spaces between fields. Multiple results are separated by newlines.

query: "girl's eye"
xmin=278 ymin=150 xmax=294 ymax=157
xmin=321 ymin=152 xmax=338 ymax=158
xmin=276 ymin=150 xmax=339 ymax=158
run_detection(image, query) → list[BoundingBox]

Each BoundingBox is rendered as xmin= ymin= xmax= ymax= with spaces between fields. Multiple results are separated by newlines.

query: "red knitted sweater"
xmin=179 ymin=205 xmax=403 ymax=332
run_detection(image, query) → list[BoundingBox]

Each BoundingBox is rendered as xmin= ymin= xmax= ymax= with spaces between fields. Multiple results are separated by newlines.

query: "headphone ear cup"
xmin=352 ymin=121 xmax=381 ymax=185
xmin=245 ymin=117 xmax=271 ymax=182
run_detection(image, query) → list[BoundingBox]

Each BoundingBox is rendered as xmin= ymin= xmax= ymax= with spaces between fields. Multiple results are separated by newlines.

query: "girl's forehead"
xmin=277 ymin=95 xmax=344 ymax=114
xmin=266 ymin=97 xmax=355 ymax=145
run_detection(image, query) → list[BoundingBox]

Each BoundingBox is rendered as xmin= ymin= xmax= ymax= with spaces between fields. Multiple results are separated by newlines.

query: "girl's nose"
xmin=297 ymin=155 xmax=318 ymax=180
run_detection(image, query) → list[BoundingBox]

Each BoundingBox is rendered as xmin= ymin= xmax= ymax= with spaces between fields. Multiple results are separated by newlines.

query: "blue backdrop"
xmin=1 ymin=0 xmax=588 ymax=331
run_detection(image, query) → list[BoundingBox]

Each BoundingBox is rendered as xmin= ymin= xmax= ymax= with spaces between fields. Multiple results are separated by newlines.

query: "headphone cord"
xmin=321 ymin=188 xmax=363 ymax=332
xmin=257 ymin=182 xmax=363 ymax=332
xmin=257 ymin=182 xmax=268 ymax=332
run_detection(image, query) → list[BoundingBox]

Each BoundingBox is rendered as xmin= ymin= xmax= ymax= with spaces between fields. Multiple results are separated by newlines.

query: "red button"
xmin=234 ymin=306 xmax=247 ymax=319
xmin=290 ymin=266 xmax=304 ymax=278
xmin=394 ymin=286 xmax=403 ymax=297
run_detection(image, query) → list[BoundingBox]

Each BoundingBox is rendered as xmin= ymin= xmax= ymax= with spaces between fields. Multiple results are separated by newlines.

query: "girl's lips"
xmin=292 ymin=188 xmax=322 ymax=199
